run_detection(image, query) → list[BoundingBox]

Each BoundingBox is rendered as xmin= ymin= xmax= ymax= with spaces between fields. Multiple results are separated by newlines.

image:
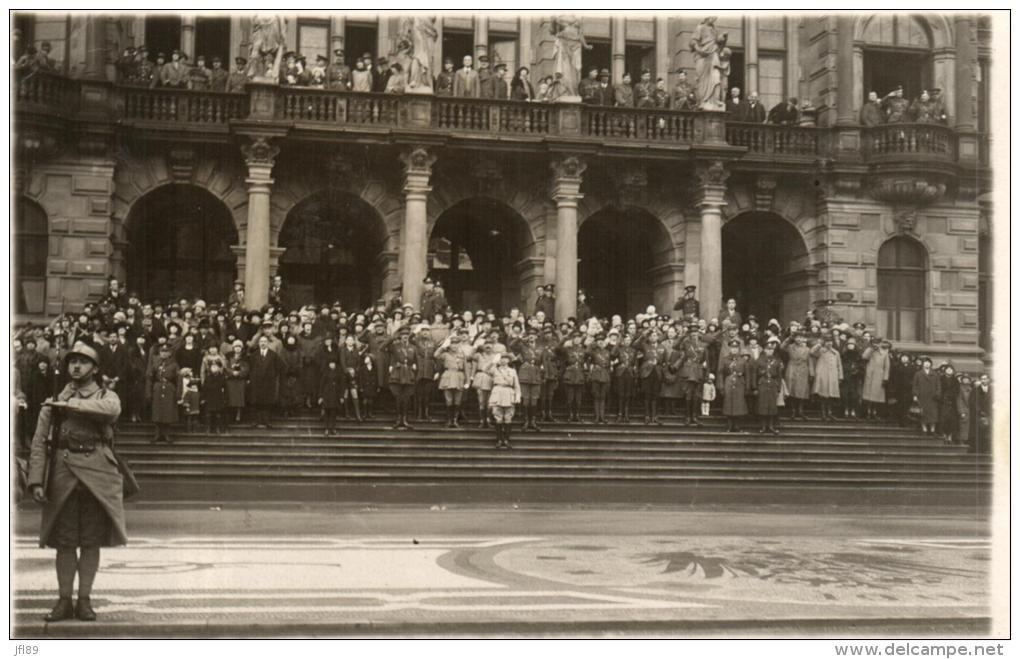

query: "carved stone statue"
xmin=689 ymin=16 xmax=725 ymax=111
xmin=551 ymin=15 xmax=592 ymax=100
xmin=398 ymin=16 xmax=438 ymax=93
xmin=248 ymin=15 xmax=287 ymax=82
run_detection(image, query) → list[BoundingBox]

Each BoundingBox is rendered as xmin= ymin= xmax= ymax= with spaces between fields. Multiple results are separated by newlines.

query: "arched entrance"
xmin=578 ymin=207 xmax=672 ymax=319
xmin=722 ymin=212 xmax=812 ymax=324
xmin=15 ymin=197 xmax=48 ymax=314
xmin=428 ymin=198 xmax=533 ymax=313
xmin=278 ymin=191 xmax=387 ymax=309
xmin=126 ymin=185 xmax=238 ymax=302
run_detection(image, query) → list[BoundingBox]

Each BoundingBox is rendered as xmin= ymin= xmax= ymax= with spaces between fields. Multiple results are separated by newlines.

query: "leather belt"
xmin=58 ymin=439 xmax=108 ymax=453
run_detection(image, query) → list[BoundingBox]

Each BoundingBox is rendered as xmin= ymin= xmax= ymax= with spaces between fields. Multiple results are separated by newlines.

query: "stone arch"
xmin=427 ymin=177 xmax=547 ymax=252
xmin=577 ymin=195 xmax=685 ymax=265
xmin=722 ymin=209 xmax=815 ymax=324
xmin=722 ymin=178 xmax=822 ymax=267
xmin=854 ymin=13 xmax=953 ymax=49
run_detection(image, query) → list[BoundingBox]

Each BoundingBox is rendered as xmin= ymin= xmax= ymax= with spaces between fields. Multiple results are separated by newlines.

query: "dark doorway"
xmin=722 ymin=212 xmax=811 ymax=325
xmin=726 ymin=49 xmax=745 ymax=97
xmin=145 ymin=15 xmax=182 ymax=61
xmin=127 ymin=185 xmax=238 ymax=302
xmin=578 ymin=207 xmax=668 ymax=320
xmin=195 ymin=16 xmax=231 ymax=67
xmin=625 ymin=43 xmax=654 ymax=82
xmin=442 ymin=30 xmax=473 ymax=66
xmin=863 ymin=49 xmax=931 ymax=100
xmin=14 ymin=197 xmax=48 ymax=315
xmin=278 ymin=192 xmax=386 ymax=310
xmin=344 ymin=23 xmax=378 ymax=67
xmin=428 ymin=198 xmax=530 ymax=314
xmin=582 ymin=40 xmax=610 ymax=77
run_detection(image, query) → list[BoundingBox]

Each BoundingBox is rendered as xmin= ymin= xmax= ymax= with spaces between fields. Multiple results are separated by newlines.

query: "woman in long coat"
xmin=955 ymin=373 xmax=973 ymax=446
xmin=278 ymin=336 xmax=302 ymax=417
xmin=147 ymin=344 xmax=179 ymax=443
xmin=810 ymin=337 xmax=843 ymax=421
xmin=754 ymin=339 xmax=785 ymax=434
xmin=888 ymin=353 xmax=914 ymax=426
xmin=659 ymin=330 xmax=684 ymax=414
xmin=911 ymin=357 xmax=941 ymax=435
xmin=720 ymin=340 xmax=749 ymax=432
xmin=937 ymin=364 xmax=960 ymax=444
xmin=782 ymin=334 xmax=813 ymax=419
xmin=861 ymin=339 xmax=891 ymax=420
xmin=225 ymin=341 xmax=249 ymax=423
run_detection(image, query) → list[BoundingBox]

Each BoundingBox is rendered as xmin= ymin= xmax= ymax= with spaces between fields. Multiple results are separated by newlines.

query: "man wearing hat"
xmin=420 ymin=277 xmax=445 ymax=323
xmin=28 ymin=341 xmax=127 ymax=622
xmin=228 ymin=57 xmax=248 ymax=93
xmin=593 ymin=68 xmax=613 ymax=106
xmin=675 ymin=285 xmax=700 ymax=321
xmin=453 ymin=54 xmax=479 ymax=98
xmin=386 ymin=326 xmax=419 ymax=430
xmin=839 ymin=335 xmax=865 ymax=419
xmin=678 ymin=323 xmax=708 ymax=426
xmin=208 ymin=56 xmax=228 ymax=92
xmin=514 ymin=330 xmax=544 ymax=431
xmin=579 ymin=66 xmax=599 ymax=104
xmin=412 ymin=324 xmax=438 ymax=422
xmin=327 ymin=48 xmax=352 ymax=90
xmin=435 ymin=332 xmax=470 ymax=428
xmin=435 ymin=57 xmax=455 ymax=96
xmin=753 ymin=337 xmax=784 ymax=434
xmin=489 ymin=351 xmax=521 ymax=449
xmin=811 ymin=333 xmax=844 ymax=421
xmin=781 ymin=332 xmax=813 ymax=420
xmin=489 ymin=62 xmax=511 ymax=99
xmin=161 ymin=49 xmax=187 ymax=88
xmin=249 ymin=334 xmax=283 ymax=429
xmin=372 ymin=56 xmax=392 ymax=93
xmin=476 ymin=54 xmax=494 ymax=98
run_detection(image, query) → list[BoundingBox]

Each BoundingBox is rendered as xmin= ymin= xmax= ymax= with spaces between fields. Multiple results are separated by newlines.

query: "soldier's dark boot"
xmin=392 ymin=402 xmax=403 ymax=430
xmin=531 ymin=407 xmax=541 ymax=431
xmin=503 ymin=423 xmax=512 ymax=449
xmin=690 ymin=400 xmax=703 ymax=427
xmin=45 ymin=597 xmax=75 ymax=622
xmin=403 ymin=413 xmax=415 ymax=431
xmin=352 ymin=398 xmax=363 ymax=422
xmin=494 ymin=423 xmax=503 ymax=449
xmin=75 ymin=596 xmax=97 ymax=621
xmin=770 ymin=417 xmax=780 ymax=435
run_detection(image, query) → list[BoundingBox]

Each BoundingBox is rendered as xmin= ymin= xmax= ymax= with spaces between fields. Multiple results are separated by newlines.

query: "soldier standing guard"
xmin=610 ymin=333 xmax=638 ymax=423
xmin=539 ymin=328 xmax=561 ymax=422
xmin=327 ymin=48 xmax=352 ymax=90
xmin=675 ymin=285 xmax=700 ymax=321
xmin=587 ymin=334 xmax=612 ymax=424
xmin=489 ymin=352 xmax=522 ymax=450
xmin=515 ymin=331 xmax=544 ymax=431
xmin=679 ymin=322 xmax=708 ymax=426
xmin=753 ymin=338 xmax=784 ymax=435
xmin=386 ymin=326 xmax=418 ymax=430
xmin=413 ymin=324 xmax=437 ymax=422
xmin=28 ymin=342 xmax=127 ymax=622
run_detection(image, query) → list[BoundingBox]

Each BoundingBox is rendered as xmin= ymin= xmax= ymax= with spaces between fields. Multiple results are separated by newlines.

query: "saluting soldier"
xmin=674 ymin=285 xmax=700 ymax=321
xmin=587 ymin=334 xmax=612 ymax=424
xmin=386 ymin=325 xmax=418 ymax=430
xmin=753 ymin=338 xmax=785 ymax=435
xmin=435 ymin=332 xmax=470 ymax=428
xmin=635 ymin=329 xmax=665 ymax=425
xmin=412 ymin=324 xmax=437 ymax=422
xmin=28 ymin=342 xmax=127 ymax=623
xmin=488 ymin=352 xmax=522 ymax=450
xmin=561 ymin=335 xmax=588 ymax=422
xmin=515 ymin=330 xmax=544 ymax=431
xmin=679 ymin=322 xmax=708 ymax=426
xmin=610 ymin=332 xmax=638 ymax=423
xmin=539 ymin=328 xmax=561 ymax=422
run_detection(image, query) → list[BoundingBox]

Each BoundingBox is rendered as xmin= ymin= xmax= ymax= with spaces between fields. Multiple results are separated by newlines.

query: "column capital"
xmin=550 ymin=155 xmax=587 ymax=201
xmin=241 ymin=136 xmax=280 ymax=176
xmin=694 ymin=160 xmax=730 ymax=207
xmin=400 ymin=146 xmax=437 ymax=192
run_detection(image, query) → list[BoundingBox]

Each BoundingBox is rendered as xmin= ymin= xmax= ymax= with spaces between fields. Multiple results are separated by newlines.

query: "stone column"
xmin=474 ymin=16 xmax=489 ymax=59
xmin=695 ymin=161 xmax=729 ymax=322
xmin=551 ymin=156 xmax=586 ymax=322
xmin=654 ymin=17 xmax=670 ymax=83
xmin=785 ymin=17 xmax=800 ymax=102
xmin=229 ymin=16 xmax=244 ymax=59
xmin=745 ymin=16 xmax=759 ymax=95
xmin=611 ymin=17 xmax=626 ymax=84
xmin=399 ymin=146 xmax=436 ymax=310
xmin=331 ymin=16 xmax=346 ymax=56
xmin=518 ymin=17 xmax=533 ymax=69
xmin=83 ymin=14 xmax=108 ymax=79
xmin=377 ymin=16 xmax=391 ymax=58
xmin=181 ymin=15 xmax=196 ymax=57
xmin=240 ymin=137 xmax=279 ymax=310
xmin=834 ymin=15 xmax=856 ymax=126
xmin=433 ymin=17 xmax=445 ymax=77
xmin=954 ymin=15 xmax=976 ymax=131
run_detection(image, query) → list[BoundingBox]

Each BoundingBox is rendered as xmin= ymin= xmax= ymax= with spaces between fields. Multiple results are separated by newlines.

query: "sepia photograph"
xmin=8 ymin=6 xmax=1009 ymax=647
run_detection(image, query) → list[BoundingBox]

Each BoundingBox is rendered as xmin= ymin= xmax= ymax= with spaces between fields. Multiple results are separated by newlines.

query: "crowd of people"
xmin=12 ymin=275 xmax=992 ymax=454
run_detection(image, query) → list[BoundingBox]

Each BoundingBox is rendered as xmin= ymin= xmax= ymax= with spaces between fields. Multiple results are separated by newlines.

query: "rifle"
xmin=40 ymin=404 xmax=63 ymax=498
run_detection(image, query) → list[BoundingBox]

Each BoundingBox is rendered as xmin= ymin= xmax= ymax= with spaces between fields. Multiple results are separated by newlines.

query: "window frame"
xmin=877 ymin=237 xmax=928 ymax=342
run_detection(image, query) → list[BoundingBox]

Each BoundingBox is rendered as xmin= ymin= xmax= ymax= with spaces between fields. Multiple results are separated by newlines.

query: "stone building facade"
xmin=13 ymin=13 xmax=993 ymax=369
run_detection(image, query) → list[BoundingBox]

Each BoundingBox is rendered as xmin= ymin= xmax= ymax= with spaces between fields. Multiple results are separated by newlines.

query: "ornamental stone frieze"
xmin=867 ymin=173 xmax=948 ymax=206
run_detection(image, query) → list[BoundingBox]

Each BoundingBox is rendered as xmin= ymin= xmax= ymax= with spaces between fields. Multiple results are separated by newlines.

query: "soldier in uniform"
xmin=327 ymin=48 xmax=352 ymax=90
xmin=146 ymin=344 xmax=179 ymax=443
xmin=227 ymin=57 xmax=248 ymax=93
xmin=435 ymin=57 xmax=455 ymax=95
xmin=635 ymin=330 xmax=664 ymax=425
xmin=675 ymin=285 xmax=700 ymax=321
xmin=672 ymin=69 xmax=694 ymax=110
xmin=561 ymin=335 xmax=588 ymax=422
xmin=208 ymin=56 xmax=228 ymax=92
xmin=435 ymin=332 xmax=470 ymax=427
xmin=476 ymin=54 xmax=493 ymax=98
xmin=28 ymin=342 xmax=127 ymax=622
xmin=386 ymin=325 xmax=418 ymax=430
xmin=587 ymin=334 xmax=612 ymax=424
xmin=721 ymin=338 xmax=750 ymax=432
xmin=534 ymin=285 xmax=556 ymax=320
xmin=652 ymin=77 xmax=670 ymax=108
xmin=578 ymin=66 xmax=599 ymax=103
xmin=412 ymin=324 xmax=437 ymax=422
xmin=634 ymin=69 xmax=655 ymax=108
xmin=679 ymin=322 xmax=708 ymax=426
xmin=514 ymin=331 xmax=544 ymax=430
xmin=881 ymin=86 xmax=910 ymax=123
xmin=753 ymin=337 xmax=785 ymax=434
xmin=188 ymin=54 xmax=210 ymax=90
xmin=614 ymin=71 xmax=634 ymax=107
xmin=538 ymin=328 xmax=561 ymax=422
xmin=610 ymin=332 xmax=638 ymax=423
xmin=576 ymin=289 xmax=592 ymax=323
xmin=489 ymin=352 xmax=521 ymax=449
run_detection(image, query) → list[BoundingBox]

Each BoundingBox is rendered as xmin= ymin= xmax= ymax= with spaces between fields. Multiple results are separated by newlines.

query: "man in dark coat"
xmin=970 ymin=374 xmax=992 ymax=454
xmin=725 ymin=86 xmax=746 ymax=119
xmin=768 ymin=97 xmax=800 ymax=125
xmin=679 ymin=324 xmax=708 ymax=426
xmin=674 ymin=285 xmax=700 ymax=320
xmin=753 ymin=338 xmax=785 ymax=435
xmin=576 ymin=290 xmax=592 ymax=324
xmin=28 ymin=342 xmax=126 ymax=623
xmin=248 ymin=334 xmax=283 ymax=428
xmin=386 ymin=325 xmax=418 ymax=430
xmin=744 ymin=91 xmax=766 ymax=123
xmin=860 ymin=91 xmax=883 ymax=126
xmin=535 ymin=285 xmax=556 ymax=321
xmin=99 ymin=331 xmax=130 ymax=418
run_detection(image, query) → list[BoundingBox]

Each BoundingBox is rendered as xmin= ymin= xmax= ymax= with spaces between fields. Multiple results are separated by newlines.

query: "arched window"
xmin=861 ymin=15 xmax=934 ymax=102
xmin=877 ymin=236 xmax=927 ymax=342
xmin=15 ymin=198 xmax=48 ymax=315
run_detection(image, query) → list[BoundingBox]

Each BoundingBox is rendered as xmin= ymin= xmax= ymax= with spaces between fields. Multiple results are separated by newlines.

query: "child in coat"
xmin=178 ymin=367 xmax=201 ymax=432
xmin=701 ymin=373 xmax=716 ymax=417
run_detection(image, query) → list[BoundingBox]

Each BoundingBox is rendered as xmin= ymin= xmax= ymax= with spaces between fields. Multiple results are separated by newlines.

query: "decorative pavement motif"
xmin=12 ymin=535 xmax=990 ymax=635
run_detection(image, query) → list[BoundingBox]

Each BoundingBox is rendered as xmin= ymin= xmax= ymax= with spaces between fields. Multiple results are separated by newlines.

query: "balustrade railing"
xmin=726 ymin=122 xmax=821 ymax=156
xmin=15 ymin=69 xmax=77 ymax=114
xmin=122 ymin=87 xmax=247 ymax=124
xmin=862 ymin=123 xmax=956 ymax=158
xmin=431 ymin=97 xmax=553 ymax=135
xmin=278 ymin=89 xmax=400 ymax=125
xmin=582 ymin=106 xmax=696 ymax=143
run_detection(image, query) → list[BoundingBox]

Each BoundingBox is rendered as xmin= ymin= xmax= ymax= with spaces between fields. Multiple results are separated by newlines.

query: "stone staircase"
xmin=113 ymin=410 xmax=993 ymax=506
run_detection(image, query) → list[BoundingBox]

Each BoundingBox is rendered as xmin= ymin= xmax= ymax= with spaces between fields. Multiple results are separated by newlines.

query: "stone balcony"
xmin=15 ymin=71 xmax=986 ymax=181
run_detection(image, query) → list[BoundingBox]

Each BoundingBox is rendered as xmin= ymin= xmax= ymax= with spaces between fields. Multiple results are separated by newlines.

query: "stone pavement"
xmin=12 ymin=515 xmax=993 ymax=637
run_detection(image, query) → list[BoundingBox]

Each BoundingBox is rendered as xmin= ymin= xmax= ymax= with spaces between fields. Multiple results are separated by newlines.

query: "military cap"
xmin=728 ymin=339 xmax=741 ymax=347
xmin=478 ymin=55 xmax=490 ymax=62
xmin=212 ymin=56 xmax=222 ymax=63
xmin=334 ymin=48 xmax=345 ymax=56
xmin=494 ymin=62 xmax=507 ymax=71
xmin=599 ymin=68 xmax=610 ymax=77
xmin=235 ymin=56 xmax=247 ymax=65
xmin=397 ymin=324 xmax=410 ymax=334
xmin=684 ymin=285 xmax=696 ymax=292
xmin=316 ymin=54 xmax=328 ymax=62
xmin=376 ymin=57 xmax=388 ymax=65
xmin=852 ymin=321 xmax=866 ymax=330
